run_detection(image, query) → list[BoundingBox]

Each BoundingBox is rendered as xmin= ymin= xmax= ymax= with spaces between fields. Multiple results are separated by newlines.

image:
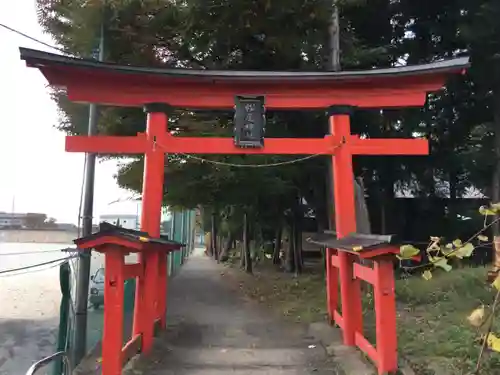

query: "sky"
xmin=0 ymin=1 xmax=138 ymax=224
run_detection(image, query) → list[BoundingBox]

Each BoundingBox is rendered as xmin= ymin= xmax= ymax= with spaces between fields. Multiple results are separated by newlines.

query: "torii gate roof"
xmin=20 ymin=47 xmax=469 ymax=109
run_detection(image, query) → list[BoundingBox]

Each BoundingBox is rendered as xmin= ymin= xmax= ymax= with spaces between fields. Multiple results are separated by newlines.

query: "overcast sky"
xmin=0 ymin=1 xmax=138 ymax=224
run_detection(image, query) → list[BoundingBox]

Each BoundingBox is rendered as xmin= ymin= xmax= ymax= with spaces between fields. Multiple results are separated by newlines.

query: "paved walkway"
xmin=125 ymin=248 xmax=342 ymax=375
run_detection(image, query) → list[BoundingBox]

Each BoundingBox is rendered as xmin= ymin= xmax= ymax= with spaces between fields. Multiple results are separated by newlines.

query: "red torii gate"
xmin=20 ymin=47 xmax=468 ymax=374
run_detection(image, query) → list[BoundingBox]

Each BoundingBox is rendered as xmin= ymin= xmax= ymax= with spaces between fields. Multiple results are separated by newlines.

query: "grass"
xmin=225 ymin=258 xmax=500 ymax=374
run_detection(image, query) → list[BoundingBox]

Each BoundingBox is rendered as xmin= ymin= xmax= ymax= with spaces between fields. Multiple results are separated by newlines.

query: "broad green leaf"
xmin=399 ymin=244 xmax=420 ymax=259
xmin=454 ymin=243 xmax=475 ymax=258
xmin=433 ymin=257 xmax=452 ymax=272
xmin=478 ymin=235 xmax=489 ymax=242
xmin=422 ymin=270 xmax=433 ymax=280
xmin=479 ymin=205 xmax=498 ymax=216
xmin=452 ymin=239 xmax=462 ymax=247
xmin=442 ymin=245 xmax=454 ymax=256
xmin=492 ymin=276 xmax=500 ymax=291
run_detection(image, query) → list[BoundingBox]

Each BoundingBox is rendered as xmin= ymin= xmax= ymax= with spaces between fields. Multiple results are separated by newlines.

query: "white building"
xmin=0 ymin=213 xmax=25 ymax=228
xmin=99 ymin=214 xmax=139 ymax=230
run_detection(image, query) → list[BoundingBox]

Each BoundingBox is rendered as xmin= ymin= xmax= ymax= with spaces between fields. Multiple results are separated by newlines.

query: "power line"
xmin=77 ymin=154 xmax=88 ymax=237
xmin=0 ymin=248 xmax=77 ymax=256
xmin=0 ymin=255 xmax=78 ymax=276
xmin=0 ymin=257 xmax=75 ymax=278
xmin=0 ymin=23 xmax=67 ymax=54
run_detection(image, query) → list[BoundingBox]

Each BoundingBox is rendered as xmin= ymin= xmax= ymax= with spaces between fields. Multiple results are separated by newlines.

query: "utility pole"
xmin=73 ymin=19 xmax=105 ymax=365
xmin=326 ymin=2 xmax=371 ymax=234
xmin=326 ymin=4 xmax=341 ymax=231
xmin=329 ymin=5 xmax=341 ymax=72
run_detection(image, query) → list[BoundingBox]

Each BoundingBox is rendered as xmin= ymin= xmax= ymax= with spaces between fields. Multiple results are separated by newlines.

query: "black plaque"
xmin=234 ymin=95 xmax=266 ymax=148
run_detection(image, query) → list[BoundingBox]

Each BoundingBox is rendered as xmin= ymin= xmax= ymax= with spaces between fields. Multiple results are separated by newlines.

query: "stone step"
xmin=160 ymin=347 xmax=326 ymax=367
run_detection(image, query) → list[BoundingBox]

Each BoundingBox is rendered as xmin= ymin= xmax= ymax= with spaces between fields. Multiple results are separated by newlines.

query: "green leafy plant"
xmin=399 ymin=203 xmax=500 ymax=374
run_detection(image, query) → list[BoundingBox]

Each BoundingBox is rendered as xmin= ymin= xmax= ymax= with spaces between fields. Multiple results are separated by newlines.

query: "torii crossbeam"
xmin=20 ymin=47 xmax=469 ymax=375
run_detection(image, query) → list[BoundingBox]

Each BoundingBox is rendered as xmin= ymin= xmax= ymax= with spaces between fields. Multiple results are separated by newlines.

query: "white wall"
xmin=100 ymin=215 xmax=139 ymax=230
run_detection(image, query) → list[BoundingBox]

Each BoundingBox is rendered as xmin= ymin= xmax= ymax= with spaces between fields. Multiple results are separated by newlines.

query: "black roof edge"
xmin=74 ymin=221 xmax=184 ymax=247
xmin=19 ymin=47 xmax=470 ymax=82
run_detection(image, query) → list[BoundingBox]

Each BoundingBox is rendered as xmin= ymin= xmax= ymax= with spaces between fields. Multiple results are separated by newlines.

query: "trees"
xmin=35 ymin=0 xmax=500 ymax=261
xmin=23 ymin=213 xmax=48 ymax=229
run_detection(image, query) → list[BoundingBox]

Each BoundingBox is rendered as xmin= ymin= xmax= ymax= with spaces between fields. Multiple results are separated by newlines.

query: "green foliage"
xmin=36 ymin=0 xmax=500 ymax=247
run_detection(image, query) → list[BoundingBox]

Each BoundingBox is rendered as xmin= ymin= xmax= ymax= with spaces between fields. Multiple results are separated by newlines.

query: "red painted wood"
xmin=352 ymin=263 xmax=375 ymax=284
xmin=334 ymin=311 xmax=344 ymax=329
xmin=159 ymin=135 xmax=336 ymax=155
xmin=374 ymin=259 xmax=398 ymax=374
xmin=66 ymin=135 xmax=336 ymax=155
xmin=133 ymin=111 xmax=167 ymax=352
xmin=331 ymin=247 xmax=401 ymax=374
xmin=355 ymin=332 xmax=379 ymax=366
xmin=76 ymin=236 xmax=138 ymax=252
xmin=351 ymin=138 xmax=429 ymax=155
xmin=326 ymin=248 xmax=339 ymax=325
xmin=39 ymin=66 xmax=454 ymax=109
xmin=123 ymin=263 xmax=143 ymax=280
xmin=65 ymin=134 xmax=429 ymax=156
xmin=329 ymin=114 xmax=363 ymax=346
xmin=75 ymin=235 xmax=181 ymax=252
xmin=66 ymin=83 xmax=428 ymax=109
xmin=40 ymin=65 xmax=455 ymax=90
xmin=102 ymin=249 xmax=125 ymax=375
xmin=65 ymin=134 xmax=148 ymax=154
xmin=157 ymin=254 xmax=168 ymax=330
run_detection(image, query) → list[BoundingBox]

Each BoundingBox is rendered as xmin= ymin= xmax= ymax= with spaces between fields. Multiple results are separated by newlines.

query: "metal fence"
xmin=25 ymin=352 xmax=71 ymax=375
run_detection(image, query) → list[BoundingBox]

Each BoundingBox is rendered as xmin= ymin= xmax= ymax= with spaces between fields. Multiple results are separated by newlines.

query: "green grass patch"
xmin=226 ymin=261 xmax=500 ymax=374
xmin=391 ymin=267 xmax=500 ymax=374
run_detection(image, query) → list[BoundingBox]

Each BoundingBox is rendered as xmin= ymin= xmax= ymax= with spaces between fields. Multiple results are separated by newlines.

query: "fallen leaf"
xmin=422 ymin=270 xmax=433 ymax=280
xmin=467 ymin=306 xmax=485 ymax=327
xmin=486 ymin=333 xmax=500 ymax=352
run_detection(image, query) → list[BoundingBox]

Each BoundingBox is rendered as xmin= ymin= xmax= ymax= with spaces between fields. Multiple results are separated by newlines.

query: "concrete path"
xmin=125 ymin=248 xmax=342 ymax=375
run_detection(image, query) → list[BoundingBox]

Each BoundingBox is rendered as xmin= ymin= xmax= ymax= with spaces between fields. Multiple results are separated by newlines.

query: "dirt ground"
xmin=0 ymin=266 xmax=61 ymax=375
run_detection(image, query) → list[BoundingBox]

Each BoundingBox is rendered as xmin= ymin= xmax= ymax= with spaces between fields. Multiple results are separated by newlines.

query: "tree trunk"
xmin=240 ymin=242 xmax=246 ymax=268
xmin=448 ymin=169 xmax=458 ymax=238
xmin=205 ymin=231 xmax=212 ymax=256
xmin=490 ymin=90 xmax=500 ymax=281
xmin=272 ymin=224 xmax=282 ymax=265
xmin=243 ymin=212 xmax=252 ymax=274
xmin=220 ymin=232 xmax=235 ymax=262
xmin=292 ymin=218 xmax=303 ymax=276
xmin=284 ymin=226 xmax=295 ymax=273
xmin=211 ymin=212 xmax=219 ymax=262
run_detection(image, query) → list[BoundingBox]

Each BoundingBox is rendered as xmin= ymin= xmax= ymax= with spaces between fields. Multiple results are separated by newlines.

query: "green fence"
xmin=60 ymin=208 xmax=196 ymax=371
